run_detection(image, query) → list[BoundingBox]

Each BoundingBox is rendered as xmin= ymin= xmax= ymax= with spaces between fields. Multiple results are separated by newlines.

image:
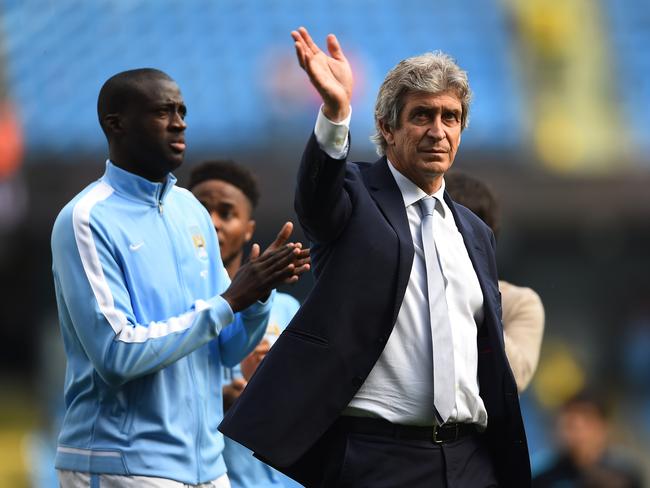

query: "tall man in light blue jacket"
xmin=51 ymin=68 xmax=309 ymax=488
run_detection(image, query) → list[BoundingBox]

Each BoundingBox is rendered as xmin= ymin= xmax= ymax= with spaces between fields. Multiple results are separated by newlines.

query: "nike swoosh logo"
xmin=129 ymin=242 xmax=144 ymax=251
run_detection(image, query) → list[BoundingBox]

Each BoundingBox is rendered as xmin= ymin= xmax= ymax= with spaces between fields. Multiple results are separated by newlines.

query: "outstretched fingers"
xmin=326 ymin=34 xmax=346 ymax=61
xmin=294 ymin=26 xmax=341 ymax=74
xmin=292 ymin=34 xmax=308 ymax=69
xmin=291 ymin=27 xmax=318 ymax=68
xmin=296 ymin=27 xmax=320 ymax=55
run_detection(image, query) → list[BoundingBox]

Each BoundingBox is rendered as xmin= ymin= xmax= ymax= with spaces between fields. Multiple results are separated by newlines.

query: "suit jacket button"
xmin=378 ymin=336 xmax=387 ymax=344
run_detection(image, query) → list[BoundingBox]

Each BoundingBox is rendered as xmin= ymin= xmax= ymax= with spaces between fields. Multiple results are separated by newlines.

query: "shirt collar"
xmin=386 ymin=159 xmax=447 ymax=217
xmin=103 ymin=160 xmax=177 ymax=206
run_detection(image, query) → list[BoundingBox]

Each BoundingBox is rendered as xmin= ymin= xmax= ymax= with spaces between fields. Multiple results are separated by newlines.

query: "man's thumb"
xmin=249 ymin=243 xmax=260 ymax=260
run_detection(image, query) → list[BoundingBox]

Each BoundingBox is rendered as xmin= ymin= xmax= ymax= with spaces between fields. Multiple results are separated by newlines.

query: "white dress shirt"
xmin=314 ymin=107 xmax=488 ymax=427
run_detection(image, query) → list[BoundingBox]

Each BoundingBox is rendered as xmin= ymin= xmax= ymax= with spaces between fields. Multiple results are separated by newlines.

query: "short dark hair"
xmin=97 ymin=68 xmax=173 ymax=136
xmin=445 ymin=172 xmax=500 ymax=238
xmin=188 ymin=160 xmax=260 ymax=209
xmin=562 ymin=389 xmax=611 ymax=420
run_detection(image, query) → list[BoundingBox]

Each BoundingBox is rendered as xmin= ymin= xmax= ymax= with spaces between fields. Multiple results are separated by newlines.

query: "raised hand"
xmin=291 ymin=26 xmax=353 ymax=122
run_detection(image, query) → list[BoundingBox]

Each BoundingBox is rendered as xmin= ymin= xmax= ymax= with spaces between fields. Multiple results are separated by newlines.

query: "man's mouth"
xmin=419 ymin=149 xmax=449 ymax=160
xmin=170 ymin=141 xmax=186 ymax=152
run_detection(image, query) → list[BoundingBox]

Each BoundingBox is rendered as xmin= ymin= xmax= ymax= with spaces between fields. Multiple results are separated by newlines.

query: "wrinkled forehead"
xmin=398 ymin=88 xmax=463 ymax=113
xmin=409 ymin=88 xmax=461 ymax=103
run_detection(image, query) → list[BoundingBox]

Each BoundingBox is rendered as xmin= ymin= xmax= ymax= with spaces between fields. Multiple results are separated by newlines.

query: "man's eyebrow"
xmin=158 ymin=100 xmax=186 ymax=108
xmin=209 ymin=199 xmax=236 ymax=209
xmin=410 ymin=104 xmax=460 ymax=111
xmin=444 ymin=107 xmax=461 ymax=116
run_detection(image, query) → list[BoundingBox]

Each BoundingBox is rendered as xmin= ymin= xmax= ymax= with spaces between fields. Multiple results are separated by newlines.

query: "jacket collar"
xmin=103 ymin=160 xmax=177 ymax=207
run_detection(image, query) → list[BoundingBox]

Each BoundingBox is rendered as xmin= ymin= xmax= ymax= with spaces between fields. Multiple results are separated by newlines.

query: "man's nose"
xmin=426 ymin=118 xmax=445 ymax=140
xmin=171 ymin=111 xmax=187 ymax=131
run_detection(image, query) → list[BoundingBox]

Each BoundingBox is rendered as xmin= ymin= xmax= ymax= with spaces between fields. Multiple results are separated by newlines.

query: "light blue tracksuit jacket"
xmin=51 ymin=161 xmax=272 ymax=484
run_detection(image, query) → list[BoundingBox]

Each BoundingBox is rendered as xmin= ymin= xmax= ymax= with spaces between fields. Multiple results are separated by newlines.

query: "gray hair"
xmin=370 ymin=51 xmax=472 ymax=155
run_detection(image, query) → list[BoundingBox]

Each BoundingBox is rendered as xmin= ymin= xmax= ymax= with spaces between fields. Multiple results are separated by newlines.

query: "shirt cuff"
xmin=314 ymin=104 xmax=351 ymax=160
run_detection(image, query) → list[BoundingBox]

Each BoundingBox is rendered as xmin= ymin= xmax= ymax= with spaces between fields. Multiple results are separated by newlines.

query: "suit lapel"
xmin=444 ymin=192 xmax=499 ymax=327
xmin=364 ymin=158 xmax=414 ymax=325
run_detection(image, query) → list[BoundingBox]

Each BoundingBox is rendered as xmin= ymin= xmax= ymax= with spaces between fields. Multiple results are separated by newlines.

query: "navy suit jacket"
xmin=220 ymin=134 xmax=531 ymax=487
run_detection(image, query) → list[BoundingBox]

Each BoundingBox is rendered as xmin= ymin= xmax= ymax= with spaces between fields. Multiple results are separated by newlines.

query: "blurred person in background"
xmin=445 ymin=171 xmax=545 ymax=392
xmin=533 ymin=390 xmax=644 ymax=488
xmin=51 ymin=68 xmax=309 ymax=488
xmin=221 ymin=27 xmax=530 ymax=487
xmin=188 ymin=160 xmax=302 ymax=488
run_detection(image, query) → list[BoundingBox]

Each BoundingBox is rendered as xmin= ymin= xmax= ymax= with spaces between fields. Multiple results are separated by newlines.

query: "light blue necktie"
xmin=418 ymin=196 xmax=456 ymax=424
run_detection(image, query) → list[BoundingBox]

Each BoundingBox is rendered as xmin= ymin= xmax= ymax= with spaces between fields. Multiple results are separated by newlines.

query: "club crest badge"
xmin=189 ymin=225 xmax=208 ymax=260
xmin=265 ymin=323 xmax=281 ymax=346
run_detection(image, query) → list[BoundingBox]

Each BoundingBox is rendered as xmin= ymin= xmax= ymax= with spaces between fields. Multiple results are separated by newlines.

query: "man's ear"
xmin=103 ymin=113 xmax=123 ymax=136
xmin=245 ymin=219 xmax=256 ymax=243
xmin=378 ymin=119 xmax=395 ymax=146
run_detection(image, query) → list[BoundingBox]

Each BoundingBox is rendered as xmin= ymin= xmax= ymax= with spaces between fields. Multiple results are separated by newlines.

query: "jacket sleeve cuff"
xmin=199 ymin=295 xmax=235 ymax=335
xmin=241 ymin=289 xmax=276 ymax=318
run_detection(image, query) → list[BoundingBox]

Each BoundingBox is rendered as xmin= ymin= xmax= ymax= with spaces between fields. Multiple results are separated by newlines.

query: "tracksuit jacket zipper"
xmin=157 ymin=189 xmax=203 ymax=482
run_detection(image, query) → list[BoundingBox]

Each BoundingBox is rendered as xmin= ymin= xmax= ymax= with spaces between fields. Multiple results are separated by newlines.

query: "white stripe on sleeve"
xmin=72 ymin=182 xmax=127 ymax=335
xmin=115 ymin=300 xmax=209 ymax=344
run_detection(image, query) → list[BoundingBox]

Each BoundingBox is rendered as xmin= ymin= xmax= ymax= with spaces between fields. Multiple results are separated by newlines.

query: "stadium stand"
xmin=600 ymin=0 xmax=650 ymax=159
xmin=0 ymin=0 xmax=523 ymax=155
